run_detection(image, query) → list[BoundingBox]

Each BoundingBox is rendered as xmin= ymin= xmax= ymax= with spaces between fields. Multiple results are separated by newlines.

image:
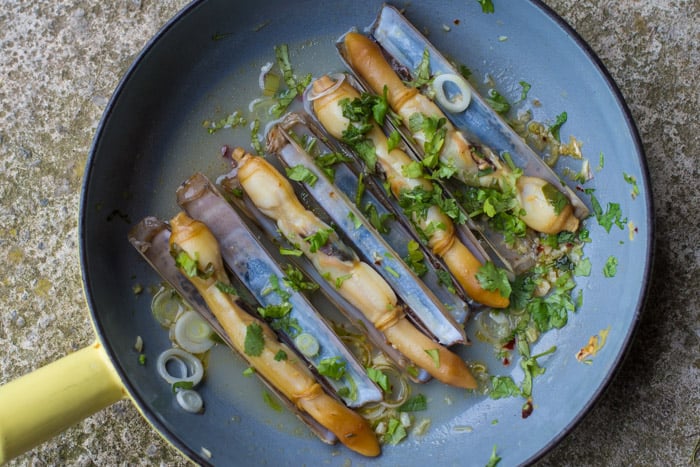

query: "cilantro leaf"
xmin=274 ymin=350 xmax=287 ymax=361
xmin=385 ymin=418 xmax=408 ymax=445
xmin=317 ymin=356 xmax=347 ymax=380
xmin=476 ymin=261 xmax=512 ymax=298
xmin=603 ymin=256 xmax=618 ymax=277
xmin=285 ymin=164 xmax=318 ymax=186
xmin=216 ymin=281 xmax=238 ymax=296
xmin=408 ymin=48 xmax=432 ymax=88
xmin=304 ymin=228 xmax=334 ymax=253
xmin=244 ymin=323 xmax=265 ymax=356
xmin=489 ymin=375 xmax=521 ymax=399
xmin=263 ymin=391 xmax=283 ymax=412
xmin=485 ymin=89 xmax=510 ymax=114
xmin=549 ymin=112 xmax=568 ymax=142
xmin=589 ymin=193 xmax=627 ymax=232
xmin=486 ymin=445 xmax=502 ymax=467
xmin=282 ymin=264 xmax=319 ymax=292
xmin=398 ymin=393 xmax=428 ymax=412
xmin=477 ymin=0 xmax=495 ymax=14
xmin=367 ymin=367 xmax=390 ymax=392
xmin=257 ymin=302 xmax=292 ymax=319
xmin=403 ymin=240 xmax=428 ymax=277
xmin=314 ymin=151 xmax=352 ymax=181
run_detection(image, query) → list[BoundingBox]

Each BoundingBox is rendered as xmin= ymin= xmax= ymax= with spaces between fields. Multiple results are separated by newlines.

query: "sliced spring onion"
xmin=176 ymin=389 xmax=204 ymax=414
xmin=173 ymin=311 xmax=215 ymax=354
xmin=432 ymin=73 xmax=472 ymax=113
xmin=156 ymin=348 xmax=204 ymax=386
xmin=294 ymin=332 xmax=320 ymax=358
xmin=151 ymin=286 xmax=185 ymax=328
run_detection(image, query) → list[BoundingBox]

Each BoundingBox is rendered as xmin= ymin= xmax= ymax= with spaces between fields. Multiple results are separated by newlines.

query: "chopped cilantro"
xmin=541 ymin=183 xmax=570 ymax=215
xmin=334 ymin=273 xmax=353 ymax=289
xmin=597 ymin=152 xmax=605 ymax=171
xmin=485 ymin=89 xmax=510 ymax=114
xmin=489 ymin=375 xmax=521 ymax=399
xmin=279 ymin=246 xmax=303 ymax=256
xmin=270 ymin=315 xmax=302 ymax=337
xmin=337 ymin=375 xmax=358 ymax=401
xmin=589 ymin=192 xmax=627 ymax=232
xmin=424 ymin=348 xmax=440 ymax=368
xmin=385 ymin=417 xmax=408 ymax=445
xmin=203 ymin=110 xmax=246 ymax=135
xmin=317 ymin=356 xmax=347 ymax=380
xmin=242 ymin=367 xmax=255 ymax=376
xmin=486 ymin=445 xmax=502 ymax=467
xmin=603 ymin=256 xmax=618 ymax=277
xmin=216 ymin=281 xmax=238 ymax=296
xmin=402 ymin=161 xmax=425 ymax=179
xmin=517 ymin=81 xmax=531 ymax=102
xmin=408 ymin=48 xmax=432 ymax=88
xmin=364 ymin=203 xmax=393 ymax=234
xmin=285 ymin=164 xmax=318 ymax=186
xmin=574 ymin=257 xmax=592 ymax=277
xmin=172 ymin=247 xmax=199 ymax=278
xmin=403 ymin=240 xmax=428 ymax=277
xmin=458 ymin=64 xmax=472 ymax=79
xmin=367 ymin=367 xmax=390 ymax=392
xmin=250 ymin=119 xmax=263 ymax=154
xmin=257 ymin=302 xmax=292 ymax=319
xmin=355 ymin=172 xmax=365 ymax=206
xmin=263 ymin=391 xmax=283 ymax=412
xmin=244 ymin=323 xmax=265 ymax=356
xmin=398 ymin=393 xmax=428 ymax=412
xmin=476 ymin=261 xmax=512 ymax=298
xmin=282 ymin=264 xmax=319 ymax=292
xmin=347 ymin=211 xmax=363 ymax=229
xmin=527 ymin=273 xmax=575 ymax=332
xmin=520 ymin=346 xmax=556 ymax=398
xmin=138 ymin=354 xmax=146 ymax=365
xmin=477 ymin=0 xmax=495 ymax=14
xmin=274 ymin=350 xmax=288 ymax=361
xmin=387 ymin=130 xmax=401 ymax=152
xmin=623 ymin=172 xmax=640 ymax=199
xmin=548 ymin=112 xmax=568 ymax=142
xmin=304 ymin=228 xmax=334 ymax=253
xmin=408 ymin=113 xmax=447 ymax=168
xmin=314 ymin=151 xmax=352 ymax=181
xmin=436 ymin=269 xmax=456 ymax=293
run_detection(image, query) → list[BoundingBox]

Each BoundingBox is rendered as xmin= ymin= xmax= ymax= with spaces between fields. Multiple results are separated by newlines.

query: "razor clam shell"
xmin=127 ymin=217 xmax=337 ymax=445
xmin=364 ymin=5 xmax=589 ymax=220
xmin=218 ymin=169 xmax=433 ymax=384
xmin=267 ymin=115 xmax=469 ymax=347
xmin=175 ymin=172 xmax=383 ymax=407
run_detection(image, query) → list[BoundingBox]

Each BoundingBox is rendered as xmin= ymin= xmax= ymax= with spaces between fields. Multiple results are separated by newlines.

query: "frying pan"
xmin=0 ymin=0 xmax=653 ymax=465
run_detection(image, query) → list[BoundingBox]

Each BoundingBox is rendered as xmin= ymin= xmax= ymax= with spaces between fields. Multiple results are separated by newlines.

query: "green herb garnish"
xmin=216 ymin=281 xmax=238 ymax=296
xmin=304 ymin=228 xmax=334 ymax=253
xmin=603 ymin=256 xmax=618 ymax=277
xmin=477 ymin=0 xmax=495 ymax=14
xmin=367 ymin=367 xmax=390 ymax=392
xmin=549 ymin=111 xmax=568 ymax=142
xmin=285 ymin=164 xmax=318 ymax=186
xmin=398 ymin=393 xmax=428 ymax=412
xmin=244 ymin=323 xmax=265 ymax=356
xmin=317 ymin=356 xmax=347 ymax=380
xmin=424 ymin=349 xmax=440 ymax=368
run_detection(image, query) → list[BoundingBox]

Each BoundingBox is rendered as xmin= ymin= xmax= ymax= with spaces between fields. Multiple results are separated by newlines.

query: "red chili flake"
xmin=502 ymin=338 xmax=516 ymax=351
xmin=453 ymin=19 xmax=461 ymax=25
xmin=521 ymin=399 xmax=534 ymax=419
xmin=502 ymin=357 xmax=510 ymax=366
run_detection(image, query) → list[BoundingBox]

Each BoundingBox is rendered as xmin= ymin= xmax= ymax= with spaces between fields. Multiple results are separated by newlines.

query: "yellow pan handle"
xmin=0 ymin=340 xmax=126 ymax=463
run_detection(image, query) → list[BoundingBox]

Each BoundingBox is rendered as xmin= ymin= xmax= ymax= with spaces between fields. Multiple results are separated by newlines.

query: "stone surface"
xmin=0 ymin=0 xmax=697 ymax=465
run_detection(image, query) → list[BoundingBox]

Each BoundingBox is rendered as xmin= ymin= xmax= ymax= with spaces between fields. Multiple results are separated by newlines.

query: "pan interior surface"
xmin=80 ymin=0 xmax=651 ymax=464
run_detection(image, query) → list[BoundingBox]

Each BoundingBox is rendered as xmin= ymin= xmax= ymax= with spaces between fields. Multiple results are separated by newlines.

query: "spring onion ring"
xmin=156 ymin=347 xmax=204 ymax=386
xmin=176 ymin=389 xmax=204 ymax=413
xmin=431 ymin=73 xmax=471 ymax=113
xmin=294 ymin=332 xmax=320 ymax=357
xmin=173 ymin=310 xmax=215 ymax=354
xmin=151 ymin=286 xmax=185 ymax=328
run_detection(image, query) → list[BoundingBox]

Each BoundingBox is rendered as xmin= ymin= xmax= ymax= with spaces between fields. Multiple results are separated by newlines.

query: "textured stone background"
xmin=0 ymin=0 xmax=697 ymax=465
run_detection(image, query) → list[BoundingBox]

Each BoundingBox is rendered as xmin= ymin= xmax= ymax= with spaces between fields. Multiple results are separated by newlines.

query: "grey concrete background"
xmin=0 ymin=0 xmax=697 ymax=465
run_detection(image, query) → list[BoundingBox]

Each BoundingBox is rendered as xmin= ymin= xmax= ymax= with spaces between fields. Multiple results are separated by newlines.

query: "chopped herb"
xmin=589 ymin=192 xmax=626 ymax=232
xmin=399 ymin=184 xmax=466 ymax=225
xmin=347 ymin=211 xmax=363 ymax=229
xmin=408 ymin=48 xmax=432 ymax=88
xmin=458 ymin=64 xmax=472 ymax=79
xmin=257 ymin=302 xmax=293 ymax=319
xmin=477 ymin=0 xmax=495 ymax=13
xmin=490 ymin=375 xmax=521 ymax=399
xmin=408 ymin=113 xmax=447 ymax=168
xmin=597 ymin=152 xmax=605 ymax=171
xmin=270 ymin=315 xmax=302 ymax=337
xmin=355 ymin=172 xmax=366 ymax=206
xmin=337 ymin=375 xmax=358 ymax=401
xmin=314 ymin=151 xmax=352 ymax=181
xmin=384 ymin=265 xmax=400 ymax=278
xmin=541 ymin=183 xmax=570 ymax=215
xmin=436 ymin=269 xmax=456 ymax=293
xmin=398 ymin=393 xmax=428 ymax=412
xmin=250 ymin=119 xmax=263 ymax=154
xmin=424 ymin=348 xmax=440 ymax=368
xmin=172 ymin=247 xmax=199 ymax=278
xmin=216 ymin=281 xmax=238 ymax=296
xmin=279 ymin=246 xmax=303 ymax=256
xmin=304 ymin=228 xmax=334 ymax=253
xmin=549 ymin=112 xmax=568 ymax=142
xmin=623 ymin=172 xmax=640 ymax=199
xmin=485 ymin=89 xmax=510 ymax=114
xmin=603 ymin=256 xmax=618 ymax=277
xmin=486 ymin=445 xmax=502 ymax=467
xmin=574 ymin=257 xmax=592 ymax=277
xmin=520 ymin=346 xmax=556 ymax=398
xmin=244 ymin=323 xmax=265 ymax=356
xmin=138 ymin=354 xmax=146 ymax=365
xmin=317 ymin=356 xmax=347 ymax=380
xmin=527 ymin=272 xmax=576 ymax=332
xmin=387 ymin=130 xmax=401 ymax=152
xmin=263 ymin=391 xmax=283 ymax=412
xmin=203 ymin=110 xmax=246 ymax=135
xmin=367 ymin=367 xmax=390 ymax=392
xmin=334 ymin=273 xmax=353 ymax=289
xmin=274 ymin=350 xmax=288 ymax=361
xmin=285 ymin=164 xmax=318 ymax=186
xmin=402 ymin=161 xmax=425 ymax=179
xmin=282 ymin=264 xmax=319 ymax=292
xmin=385 ymin=417 xmax=408 ymax=445
xmin=404 ymin=240 xmax=428 ymax=277
xmin=518 ymin=81 xmax=531 ymax=102
xmin=476 ymin=261 xmax=512 ymax=298
xmin=242 ymin=367 xmax=255 ymax=376
xmin=172 ymin=381 xmax=194 ymax=393
xmin=364 ymin=203 xmax=393 ymax=234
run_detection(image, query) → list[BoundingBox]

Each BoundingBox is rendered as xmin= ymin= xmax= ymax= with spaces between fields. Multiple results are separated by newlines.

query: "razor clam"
xmin=127 ymin=217 xmax=337 ymax=446
xmin=220 ymin=177 xmax=433 ymax=385
xmin=338 ymin=7 xmax=588 ymax=232
xmin=266 ymin=115 xmax=469 ymax=345
xmin=175 ymin=172 xmax=382 ymax=407
xmin=303 ymin=73 xmax=516 ymax=309
xmin=229 ymin=147 xmax=478 ymax=389
xmin=168 ymin=212 xmax=380 ymax=456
